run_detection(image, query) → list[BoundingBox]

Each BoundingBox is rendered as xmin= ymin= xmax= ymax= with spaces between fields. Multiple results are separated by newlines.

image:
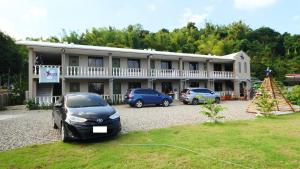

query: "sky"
xmin=0 ymin=0 xmax=299 ymax=40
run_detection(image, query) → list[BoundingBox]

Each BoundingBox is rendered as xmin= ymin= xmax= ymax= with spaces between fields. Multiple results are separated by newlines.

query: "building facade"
xmin=17 ymin=41 xmax=251 ymax=104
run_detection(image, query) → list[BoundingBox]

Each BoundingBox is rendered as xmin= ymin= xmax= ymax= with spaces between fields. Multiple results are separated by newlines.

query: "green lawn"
xmin=1 ymin=113 xmax=300 ymax=169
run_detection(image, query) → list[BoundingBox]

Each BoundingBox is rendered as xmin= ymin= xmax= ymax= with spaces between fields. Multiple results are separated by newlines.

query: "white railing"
xmin=33 ymin=65 xmax=61 ymax=76
xmin=100 ymin=95 xmax=110 ymax=100
xmin=113 ymin=68 xmax=147 ymax=77
xmin=112 ymin=94 xmax=124 ymax=103
xmin=101 ymin=94 xmax=124 ymax=104
xmin=151 ymin=69 xmax=180 ymax=78
xmin=182 ymin=70 xmax=208 ymax=78
xmin=34 ymin=96 xmax=60 ymax=106
xmin=66 ymin=66 xmax=108 ymax=77
xmin=215 ymin=91 xmax=234 ymax=96
xmin=211 ymin=71 xmax=234 ymax=79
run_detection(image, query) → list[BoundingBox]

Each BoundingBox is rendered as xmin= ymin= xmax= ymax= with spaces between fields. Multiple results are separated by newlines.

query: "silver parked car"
xmin=180 ymin=88 xmax=221 ymax=105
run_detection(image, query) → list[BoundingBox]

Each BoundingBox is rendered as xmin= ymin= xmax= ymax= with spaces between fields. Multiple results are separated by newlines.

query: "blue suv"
xmin=124 ymin=88 xmax=173 ymax=108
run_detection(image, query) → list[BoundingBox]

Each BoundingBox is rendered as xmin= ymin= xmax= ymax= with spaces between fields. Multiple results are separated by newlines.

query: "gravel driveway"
xmin=0 ymin=101 xmax=255 ymax=151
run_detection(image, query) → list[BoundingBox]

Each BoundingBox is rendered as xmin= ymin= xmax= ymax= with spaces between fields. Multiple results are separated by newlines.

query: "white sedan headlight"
xmin=109 ymin=111 xmax=120 ymax=119
xmin=66 ymin=115 xmax=87 ymax=123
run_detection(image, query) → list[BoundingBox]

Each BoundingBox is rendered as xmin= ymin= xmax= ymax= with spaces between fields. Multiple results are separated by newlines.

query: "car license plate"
xmin=93 ymin=126 xmax=107 ymax=133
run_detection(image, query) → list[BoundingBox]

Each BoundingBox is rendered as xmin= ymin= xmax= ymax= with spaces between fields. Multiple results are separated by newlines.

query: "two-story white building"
xmin=17 ymin=41 xmax=251 ymax=104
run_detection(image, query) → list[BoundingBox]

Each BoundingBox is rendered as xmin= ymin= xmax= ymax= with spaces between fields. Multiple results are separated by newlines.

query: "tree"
xmin=199 ymin=98 xmax=225 ymax=123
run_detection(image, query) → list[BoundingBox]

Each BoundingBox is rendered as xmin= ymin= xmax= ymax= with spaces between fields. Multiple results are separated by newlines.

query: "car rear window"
xmin=134 ymin=89 xmax=145 ymax=94
xmin=192 ymin=89 xmax=211 ymax=93
xmin=66 ymin=94 xmax=107 ymax=108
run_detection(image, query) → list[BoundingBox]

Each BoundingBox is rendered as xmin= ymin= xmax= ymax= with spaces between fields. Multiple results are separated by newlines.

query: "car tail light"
xmin=128 ymin=93 xmax=134 ymax=99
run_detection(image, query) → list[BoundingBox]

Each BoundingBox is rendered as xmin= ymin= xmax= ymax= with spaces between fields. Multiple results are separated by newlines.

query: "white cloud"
xmin=146 ymin=4 xmax=157 ymax=11
xmin=233 ymin=0 xmax=277 ymax=10
xmin=181 ymin=8 xmax=209 ymax=26
xmin=22 ymin=6 xmax=48 ymax=22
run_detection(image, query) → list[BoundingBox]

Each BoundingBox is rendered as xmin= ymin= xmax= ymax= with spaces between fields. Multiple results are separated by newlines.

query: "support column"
xmin=233 ymin=80 xmax=240 ymax=99
xmin=61 ymin=52 xmax=66 ymax=95
xmin=147 ymin=55 xmax=151 ymax=76
xmin=147 ymin=79 xmax=152 ymax=88
xmin=179 ymin=79 xmax=184 ymax=93
xmin=109 ymin=79 xmax=113 ymax=99
xmin=179 ymin=58 xmax=183 ymax=74
xmin=246 ymin=80 xmax=251 ymax=100
xmin=108 ymin=53 xmax=112 ymax=76
xmin=28 ymin=48 xmax=34 ymax=99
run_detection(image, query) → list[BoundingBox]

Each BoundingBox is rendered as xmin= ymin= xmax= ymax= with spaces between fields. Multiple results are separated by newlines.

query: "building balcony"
xmin=211 ymin=71 xmax=234 ymax=79
xmin=182 ymin=70 xmax=208 ymax=78
xmin=33 ymin=65 xmax=62 ymax=77
xmin=66 ymin=66 xmax=109 ymax=78
xmin=112 ymin=68 xmax=147 ymax=78
xmin=151 ymin=69 xmax=180 ymax=78
xmin=32 ymin=65 xmax=235 ymax=79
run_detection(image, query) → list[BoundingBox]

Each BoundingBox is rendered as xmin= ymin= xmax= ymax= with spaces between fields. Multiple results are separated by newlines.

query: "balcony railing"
xmin=112 ymin=68 xmax=147 ymax=77
xmin=34 ymin=96 xmax=60 ymax=106
xmin=33 ymin=65 xmax=235 ymax=79
xmin=151 ymin=69 xmax=180 ymax=78
xmin=215 ymin=91 xmax=234 ymax=96
xmin=211 ymin=71 xmax=234 ymax=79
xmin=33 ymin=65 xmax=62 ymax=76
xmin=182 ymin=70 xmax=208 ymax=78
xmin=66 ymin=66 xmax=109 ymax=77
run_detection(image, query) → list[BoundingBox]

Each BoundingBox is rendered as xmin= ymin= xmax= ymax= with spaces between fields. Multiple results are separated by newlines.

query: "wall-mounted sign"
xmin=39 ymin=66 xmax=60 ymax=83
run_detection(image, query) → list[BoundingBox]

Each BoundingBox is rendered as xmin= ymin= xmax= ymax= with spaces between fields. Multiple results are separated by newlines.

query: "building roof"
xmin=16 ymin=40 xmax=244 ymax=62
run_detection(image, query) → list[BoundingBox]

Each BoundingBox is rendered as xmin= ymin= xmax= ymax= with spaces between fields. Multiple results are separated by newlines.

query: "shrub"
xmin=25 ymin=99 xmax=39 ymax=110
xmin=199 ymin=98 xmax=225 ymax=123
xmin=287 ymin=85 xmax=300 ymax=106
xmin=255 ymin=87 xmax=277 ymax=116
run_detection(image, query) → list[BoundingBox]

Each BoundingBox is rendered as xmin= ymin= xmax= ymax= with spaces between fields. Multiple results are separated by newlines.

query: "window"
xmin=214 ymin=82 xmax=223 ymax=92
xmin=189 ymin=62 xmax=199 ymax=70
xmin=128 ymin=82 xmax=141 ymax=89
xmin=244 ymin=62 xmax=247 ymax=73
xmin=238 ymin=62 xmax=241 ymax=73
xmin=151 ymin=60 xmax=155 ymax=69
xmin=192 ymin=89 xmax=211 ymax=93
xmin=112 ymin=58 xmax=120 ymax=68
xmin=161 ymin=61 xmax=172 ymax=69
xmin=88 ymin=82 xmax=104 ymax=95
xmin=214 ymin=64 xmax=222 ymax=71
xmin=69 ymin=56 xmax=79 ymax=66
xmin=128 ymin=59 xmax=140 ymax=69
xmin=224 ymin=64 xmax=233 ymax=71
xmin=70 ymin=83 xmax=80 ymax=92
xmin=88 ymin=57 xmax=103 ymax=67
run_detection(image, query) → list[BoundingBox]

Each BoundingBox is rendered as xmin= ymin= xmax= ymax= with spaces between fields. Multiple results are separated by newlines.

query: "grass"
xmin=1 ymin=113 xmax=300 ymax=169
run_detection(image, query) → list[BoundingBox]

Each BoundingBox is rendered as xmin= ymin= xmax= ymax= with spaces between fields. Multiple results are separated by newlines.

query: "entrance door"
xmin=240 ymin=81 xmax=246 ymax=97
xmin=113 ymin=58 xmax=120 ymax=76
xmin=69 ymin=56 xmax=79 ymax=75
xmin=113 ymin=81 xmax=121 ymax=94
xmin=69 ymin=56 xmax=79 ymax=66
xmin=161 ymin=82 xmax=173 ymax=94
xmin=189 ymin=82 xmax=199 ymax=87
